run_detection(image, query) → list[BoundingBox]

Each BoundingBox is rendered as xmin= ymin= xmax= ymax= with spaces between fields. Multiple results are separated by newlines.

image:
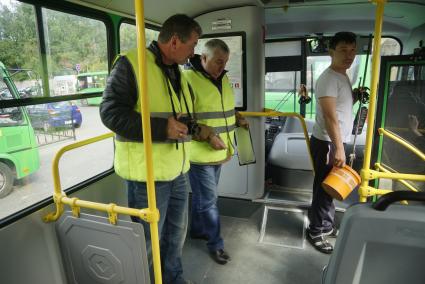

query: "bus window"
xmin=265 ymin=40 xmax=302 ymax=114
xmin=76 ymin=71 xmax=108 ymax=105
xmin=119 ymin=22 xmax=160 ymax=51
xmin=0 ymin=2 xmax=113 ymax=220
xmin=265 ymin=71 xmax=301 ymax=113
xmin=42 ymin=7 xmax=108 ymax=97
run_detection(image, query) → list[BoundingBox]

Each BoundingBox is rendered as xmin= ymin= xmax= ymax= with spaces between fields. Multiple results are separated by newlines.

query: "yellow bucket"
xmin=322 ymin=165 xmax=361 ymax=201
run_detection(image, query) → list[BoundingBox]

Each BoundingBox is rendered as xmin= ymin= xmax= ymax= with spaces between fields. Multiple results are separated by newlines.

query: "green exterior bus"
xmin=0 ymin=61 xmax=40 ymax=198
xmin=76 ymin=71 xmax=107 ymax=105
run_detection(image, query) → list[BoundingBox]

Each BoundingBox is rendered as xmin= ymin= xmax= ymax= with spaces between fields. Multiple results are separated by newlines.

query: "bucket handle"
xmin=373 ymin=191 xmax=425 ymax=211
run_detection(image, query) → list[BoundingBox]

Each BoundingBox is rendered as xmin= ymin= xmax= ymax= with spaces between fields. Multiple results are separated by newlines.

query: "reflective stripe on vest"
xmin=184 ymin=69 xmax=236 ymax=163
xmin=114 ymin=49 xmax=192 ymax=181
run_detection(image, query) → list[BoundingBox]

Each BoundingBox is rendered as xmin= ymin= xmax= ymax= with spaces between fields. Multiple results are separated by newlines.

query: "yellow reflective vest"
xmin=114 ymin=49 xmax=192 ymax=181
xmin=184 ymin=69 xmax=236 ymax=164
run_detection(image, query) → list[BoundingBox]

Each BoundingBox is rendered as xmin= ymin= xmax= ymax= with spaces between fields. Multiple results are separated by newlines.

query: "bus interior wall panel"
xmin=0 ymin=174 xmax=125 ymax=284
xmin=195 ymin=6 xmax=265 ymax=200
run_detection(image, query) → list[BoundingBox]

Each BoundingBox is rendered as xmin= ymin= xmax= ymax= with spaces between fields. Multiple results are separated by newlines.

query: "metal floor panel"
xmin=56 ymin=211 xmax=150 ymax=284
xmin=259 ymin=206 xmax=307 ymax=249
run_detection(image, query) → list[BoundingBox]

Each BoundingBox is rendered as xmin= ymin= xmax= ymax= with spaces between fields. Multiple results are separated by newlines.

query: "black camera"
xmin=178 ymin=116 xmax=199 ymax=136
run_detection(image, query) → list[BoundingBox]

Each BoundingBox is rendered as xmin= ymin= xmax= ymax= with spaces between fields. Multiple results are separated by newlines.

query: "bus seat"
xmin=323 ymin=192 xmax=425 ymax=284
xmin=268 ymin=132 xmax=313 ymax=170
xmin=281 ymin=116 xmax=314 ymax=133
xmin=56 ymin=211 xmax=150 ymax=284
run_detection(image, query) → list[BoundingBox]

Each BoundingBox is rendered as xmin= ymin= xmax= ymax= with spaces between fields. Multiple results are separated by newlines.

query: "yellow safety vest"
xmin=184 ymin=69 xmax=236 ymax=164
xmin=114 ymin=49 xmax=192 ymax=181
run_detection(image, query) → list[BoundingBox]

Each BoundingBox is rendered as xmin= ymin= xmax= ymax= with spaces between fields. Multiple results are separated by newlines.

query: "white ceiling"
xmin=67 ymin=0 xmax=425 ymax=38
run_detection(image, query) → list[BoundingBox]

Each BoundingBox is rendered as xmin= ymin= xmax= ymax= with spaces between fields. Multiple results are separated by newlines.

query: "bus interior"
xmin=0 ymin=0 xmax=424 ymax=283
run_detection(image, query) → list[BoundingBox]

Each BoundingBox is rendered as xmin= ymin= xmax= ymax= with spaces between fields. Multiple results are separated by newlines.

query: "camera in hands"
xmin=179 ymin=116 xmax=200 ymax=136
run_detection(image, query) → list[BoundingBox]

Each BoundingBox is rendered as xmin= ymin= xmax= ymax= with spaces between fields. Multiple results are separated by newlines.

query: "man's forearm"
xmin=323 ymin=115 xmax=343 ymax=149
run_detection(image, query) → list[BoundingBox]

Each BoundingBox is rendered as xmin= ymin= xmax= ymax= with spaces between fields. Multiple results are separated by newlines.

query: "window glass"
xmin=0 ymin=78 xmax=25 ymax=126
xmin=43 ymin=8 xmax=108 ymax=97
xmin=380 ymin=63 xmax=425 ymax=191
xmin=0 ymin=0 xmax=42 ymax=97
xmin=0 ymin=2 xmax=113 ymax=220
xmin=265 ymin=71 xmax=301 ymax=113
xmin=120 ymin=22 xmax=159 ymax=51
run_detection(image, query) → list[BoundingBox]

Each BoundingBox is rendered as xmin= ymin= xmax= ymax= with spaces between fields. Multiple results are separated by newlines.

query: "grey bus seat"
xmin=282 ymin=116 xmax=314 ymax=133
xmin=268 ymin=132 xmax=313 ymax=170
xmin=56 ymin=211 xmax=150 ymax=284
xmin=268 ymin=116 xmax=314 ymax=170
xmin=323 ymin=192 xmax=425 ymax=284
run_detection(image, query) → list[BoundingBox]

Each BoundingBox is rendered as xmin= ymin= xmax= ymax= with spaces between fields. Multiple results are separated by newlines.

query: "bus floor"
xmin=182 ymin=198 xmax=342 ymax=284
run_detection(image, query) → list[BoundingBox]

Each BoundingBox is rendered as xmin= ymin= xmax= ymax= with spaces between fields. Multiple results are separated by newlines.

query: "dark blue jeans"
xmin=308 ymin=136 xmax=339 ymax=236
xmin=127 ymin=173 xmax=189 ymax=284
xmin=189 ymin=163 xmax=224 ymax=252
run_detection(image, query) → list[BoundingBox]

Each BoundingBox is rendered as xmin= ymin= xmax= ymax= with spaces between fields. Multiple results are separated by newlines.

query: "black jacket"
xmin=100 ymin=42 xmax=180 ymax=142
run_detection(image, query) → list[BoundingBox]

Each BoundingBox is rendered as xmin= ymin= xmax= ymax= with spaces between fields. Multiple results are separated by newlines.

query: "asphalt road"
xmin=0 ymin=106 xmax=114 ymax=219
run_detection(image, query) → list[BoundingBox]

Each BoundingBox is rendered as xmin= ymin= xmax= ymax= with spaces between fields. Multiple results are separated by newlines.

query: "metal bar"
xmin=134 ymin=1 xmax=162 ymax=283
xmin=375 ymin=163 xmax=419 ymax=192
xmin=359 ymin=0 xmax=386 ymax=202
xmin=378 ymin=128 xmax=425 ymax=161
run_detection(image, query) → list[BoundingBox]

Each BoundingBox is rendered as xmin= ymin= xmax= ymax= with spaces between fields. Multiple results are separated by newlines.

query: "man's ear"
xmin=170 ymin=34 xmax=179 ymax=50
xmin=201 ymin=54 xmax=207 ymax=63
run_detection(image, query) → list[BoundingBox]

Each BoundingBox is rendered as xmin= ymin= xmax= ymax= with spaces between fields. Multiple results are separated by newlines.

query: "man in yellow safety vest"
xmin=184 ymin=39 xmax=248 ymax=265
xmin=100 ymin=14 xmax=214 ymax=284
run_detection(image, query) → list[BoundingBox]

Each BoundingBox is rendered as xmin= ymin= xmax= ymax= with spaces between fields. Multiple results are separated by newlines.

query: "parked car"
xmin=27 ymin=101 xmax=82 ymax=131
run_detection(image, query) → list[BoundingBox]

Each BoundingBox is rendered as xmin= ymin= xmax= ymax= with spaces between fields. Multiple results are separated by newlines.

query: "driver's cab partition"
xmin=369 ymin=56 xmax=425 ymax=198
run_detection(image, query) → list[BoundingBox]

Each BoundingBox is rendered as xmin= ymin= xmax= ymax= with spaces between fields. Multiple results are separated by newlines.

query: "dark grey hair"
xmin=202 ymin=38 xmax=230 ymax=58
xmin=158 ymin=14 xmax=202 ymax=43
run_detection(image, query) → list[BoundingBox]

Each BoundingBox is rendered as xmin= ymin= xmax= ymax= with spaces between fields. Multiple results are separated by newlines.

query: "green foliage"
xmin=0 ymin=1 xmax=108 ymax=80
xmin=0 ymin=3 xmax=39 ymax=71
xmin=120 ymin=23 xmax=159 ymax=51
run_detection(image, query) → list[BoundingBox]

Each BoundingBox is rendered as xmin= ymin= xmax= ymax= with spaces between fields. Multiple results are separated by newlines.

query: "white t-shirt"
xmin=312 ymin=67 xmax=353 ymax=143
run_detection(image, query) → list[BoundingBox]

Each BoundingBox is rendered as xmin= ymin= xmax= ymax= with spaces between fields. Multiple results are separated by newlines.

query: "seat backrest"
xmin=282 ymin=116 xmax=314 ymax=133
xmin=56 ymin=211 xmax=150 ymax=284
xmin=323 ymin=202 xmax=425 ymax=284
xmin=268 ymin=132 xmax=313 ymax=170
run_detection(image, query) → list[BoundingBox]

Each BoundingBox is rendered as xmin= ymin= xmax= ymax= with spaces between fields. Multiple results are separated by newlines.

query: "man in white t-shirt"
xmin=307 ymin=32 xmax=357 ymax=254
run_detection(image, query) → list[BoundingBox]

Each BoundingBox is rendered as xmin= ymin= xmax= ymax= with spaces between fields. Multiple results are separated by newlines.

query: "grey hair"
xmin=202 ymin=39 xmax=230 ymax=58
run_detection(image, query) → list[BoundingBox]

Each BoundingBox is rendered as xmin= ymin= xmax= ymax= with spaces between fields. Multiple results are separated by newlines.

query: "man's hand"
xmin=236 ymin=111 xmax=249 ymax=129
xmin=352 ymin=87 xmax=370 ymax=104
xmin=408 ymin=114 xmax=423 ymax=137
xmin=209 ymin=134 xmax=227 ymax=150
xmin=334 ymin=146 xmax=346 ymax=168
xmin=167 ymin=113 xmax=188 ymax=140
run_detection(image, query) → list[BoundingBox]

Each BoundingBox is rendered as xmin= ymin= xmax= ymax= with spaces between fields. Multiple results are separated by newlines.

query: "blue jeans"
xmin=127 ymin=173 xmax=189 ymax=284
xmin=189 ymin=163 xmax=224 ymax=252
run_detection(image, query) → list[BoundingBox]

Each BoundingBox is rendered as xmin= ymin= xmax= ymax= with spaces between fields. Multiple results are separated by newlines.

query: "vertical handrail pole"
xmin=359 ymin=0 xmax=386 ymax=202
xmin=134 ymin=0 xmax=162 ymax=283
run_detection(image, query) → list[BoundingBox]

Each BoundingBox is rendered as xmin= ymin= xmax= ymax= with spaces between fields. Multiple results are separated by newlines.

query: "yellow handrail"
xmin=378 ymin=128 xmax=425 ymax=161
xmin=134 ymin=1 xmax=162 ymax=283
xmin=375 ymin=163 xmax=419 ymax=192
xmin=240 ymin=109 xmax=314 ymax=174
xmin=43 ymin=132 xmax=159 ymax=224
xmin=359 ymin=0 xmax=386 ymax=202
